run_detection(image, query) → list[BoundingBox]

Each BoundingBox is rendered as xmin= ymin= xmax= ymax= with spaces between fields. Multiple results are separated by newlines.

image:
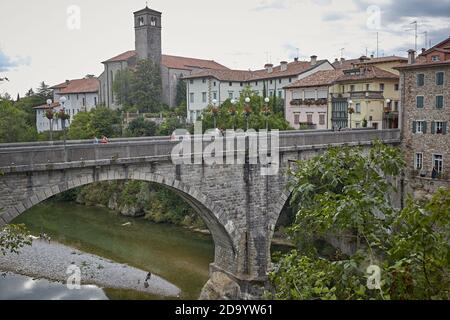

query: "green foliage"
xmin=175 ymin=79 xmax=187 ymax=107
xmin=157 ymin=116 xmax=190 ymax=136
xmin=68 ymin=107 xmax=121 ymax=139
xmin=112 ymin=69 xmax=134 ymax=107
xmin=0 ymin=224 xmax=32 ymax=255
xmin=200 ymin=87 xmax=291 ymax=131
xmin=270 ymin=142 xmax=450 ymax=300
xmin=36 ymin=81 xmax=53 ymax=101
xmin=126 ymin=116 xmax=157 ymax=137
xmin=0 ymin=100 xmax=37 ymax=142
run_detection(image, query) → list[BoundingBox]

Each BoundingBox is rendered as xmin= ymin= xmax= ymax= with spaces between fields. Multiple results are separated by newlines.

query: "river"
xmin=1 ymin=202 xmax=215 ymax=300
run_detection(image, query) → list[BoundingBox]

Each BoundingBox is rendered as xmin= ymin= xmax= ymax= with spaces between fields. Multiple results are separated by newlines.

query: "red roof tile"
xmin=33 ymin=102 xmax=61 ymax=110
xmin=102 ymin=50 xmax=229 ymax=70
xmin=284 ymin=70 xmax=343 ymax=88
xmin=51 ymin=78 xmax=100 ymax=94
xmin=335 ymin=66 xmax=398 ymax=82
xmin=333 ymin=55 xmax=407 ymax=69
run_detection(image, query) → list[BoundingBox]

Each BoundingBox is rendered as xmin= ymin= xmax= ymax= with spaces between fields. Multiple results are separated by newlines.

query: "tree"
xmin=25 ymin=88 xmax=34 ymax=97
xmin=130 ymin=59 xmax=162 ymax=112
xmin=68 ymin=107 xmax=121 ymax=139
xmin=269 ymin=142 xmax=450 ymax=300
xmin=175 ymin=79 xmax=187 ymax=107
xmin=126 ymin=116 xmax=157 ymax=137
xmin=112 ymin=69 xmax=134 ymax=107
xmin=0 ymin=224 xmax=32 ymax=256
xmin=67 ymin=111 xmax=94 ymax=140
xmin=36 ymin=81 xmax=52 ymax=100
xmin=0 ymin=100 xmax=36 ymax=142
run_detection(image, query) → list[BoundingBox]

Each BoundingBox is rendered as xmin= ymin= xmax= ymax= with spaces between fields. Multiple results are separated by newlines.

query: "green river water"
xmin=10 ymin=202 xmax=215 ymax=300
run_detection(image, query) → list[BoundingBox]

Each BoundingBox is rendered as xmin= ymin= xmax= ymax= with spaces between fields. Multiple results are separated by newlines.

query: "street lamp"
xmin=348 ymin=99 xmax=354 ymax=129
xmin=46 ymin=99 xmax=53 ymax=141
xmin=230 ymin=99 xmax=238 ymax=130
xmin=59 ymin=96 xmax=68 ymax=148
xmin=385 ymin=99 xmax=392 ymax=129
xmin=263 ymin=97 xmax=271 ymax=130
xmin=211 ymin=98 xmax=219 ymax=129
xmin=244 ymin=97 xmax=252 ymax=131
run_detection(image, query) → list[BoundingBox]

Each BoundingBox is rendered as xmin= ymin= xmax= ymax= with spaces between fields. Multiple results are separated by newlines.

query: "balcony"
xmin=349 ymin=91 xmax=384 ymax=100
xmin=290 ymin=98 xmax=328 ymax=106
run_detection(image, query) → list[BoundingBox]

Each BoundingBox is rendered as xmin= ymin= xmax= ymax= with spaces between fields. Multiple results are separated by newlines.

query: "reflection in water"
xmin=0 ymin=272 xmax=107 ymax=300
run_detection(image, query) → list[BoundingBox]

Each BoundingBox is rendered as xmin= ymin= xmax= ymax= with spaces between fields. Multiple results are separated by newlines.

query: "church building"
xmin=98 ymin=6 xmax=229 ymax=109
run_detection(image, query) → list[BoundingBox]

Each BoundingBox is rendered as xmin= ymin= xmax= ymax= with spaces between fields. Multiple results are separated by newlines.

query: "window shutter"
xmin=444 ymin=122 xmax=448 ymax=135
xmin=412 ymin=121 xmax=417 ymax=133
xmin=423 ymin=121 xmax=427 ymax=133
xmin=431 ymin=121 xmax=436 ymax=134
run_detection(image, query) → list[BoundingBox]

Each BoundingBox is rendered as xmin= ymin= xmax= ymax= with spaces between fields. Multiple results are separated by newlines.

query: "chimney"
xmin=340 ymin=57 xmax=345 ymax=65
xmin=370 ymin=54 xmax=374 ymax=59
xmin=65 ymin=80 xmax=70 ymax=85
xmin=408 ymin=49 xmax=416 ymax=64
xmin=264 ymin=63 xmax=274 ymax=73
xmin=294 ymin=57 xmax=298 ymax=62
xmin=334 ymin=58 xmax=339 ymax=63
xmin=280 ymin=61 xmax=288 ymax=71
xmin=421 ymin=48 xmax=426 ymax=54
xmin=310 ymin=55 xmax=318 ymax=66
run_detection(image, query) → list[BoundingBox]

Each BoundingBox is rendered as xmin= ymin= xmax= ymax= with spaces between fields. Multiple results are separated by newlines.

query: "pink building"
xmin=284 ymin=70 xmax=342 ymax=130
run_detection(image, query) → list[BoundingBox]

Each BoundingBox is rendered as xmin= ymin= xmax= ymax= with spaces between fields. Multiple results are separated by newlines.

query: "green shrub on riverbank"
xmin=53 ymin=181 xmax=205 ymax=229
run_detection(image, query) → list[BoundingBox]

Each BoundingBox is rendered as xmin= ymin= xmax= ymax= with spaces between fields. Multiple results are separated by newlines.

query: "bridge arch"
xmin=1 ymin=170 xmax=236 ymax=258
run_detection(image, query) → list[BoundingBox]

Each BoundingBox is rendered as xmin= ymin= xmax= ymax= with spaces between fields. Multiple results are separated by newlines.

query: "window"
xmin=229 ymin=82 xmax=232 ymax=87
xmin=432 ymin=154 xmax=443 ymax=174
xmin=269 ymin=90 xmax=274 ymax=97
xmin=255 ymin=81 xmax=258 ymax=86
xmin=240 ymin=82 xmax=243 ymax=87
xmin=189 ymin=93 xmax=194 ymax=103
xmin=279 ymin=79 xmax=282 ymax=84
xmin=189 ymin=79 xmax=194 ymax=84
xmin=366 ymin=84 xmax=370 ymax=91
xmin=76 ymin=94 xmax=79 ymax=100
xmin=432 ymin=121 xmax=447 ymax=134
xmin=82 ymin=98 xmax=86 ymax=106
xmin=394 ymin=84 xmax=399 ymax=91
xmin=228 ymin=92 xmax=233 ymax=99
xmin=417 ymin=74 xmax=425 ymax=86
xmin=94 ymin=97 xmax=97 ymax=106
xmin=415 ymin=153 xmax=423 ymax=170
xmin=431 ymin=55 xmax=440 ymax=62
xmin=319 ymin=114 xmax=325 ymax=125
xmin=436 ymin=72 xmax=444 ymax=85
xmin=213 ymin=82 xmax=216 ymax=87
xmin=150 ymin=17 xmax=157 ymax=26
xmin=416 ymin=96 xmax=424 ymax=108
xmin=278 ymin=91 xmax=282 ymax=98
xmin=294 ymin=113 xmax=300 ymax=125
xmin=436 ymin=95 xmax=444 ymax=109
xmin=350 ymin=85 xmax=355 ymax=92
xmin=355 ymin=103 xmax=361 ymax=114
xmin=270 ymin=80 xmax=273 ymax=85
xmin=289 ymin=78 xmax=292 ymax=83
xmin=213 ymin=92 xmax=217 ymax=100
xmin=413 ymin=120 xmax=426 ymax=134
xmin=394 ymin=101 xmax=399 ymax=112
xmin=202 ymin=92 xmax=207 ymax=103
xmin=379 ymin=83 xmax=385 ymax=91
xmin=202 ymin=78 xmax=206 ymax=83
xmin=341 ymin=85 xmax=345 ymax=93
xmin=306 ymin=113 xmax=313 ymax=123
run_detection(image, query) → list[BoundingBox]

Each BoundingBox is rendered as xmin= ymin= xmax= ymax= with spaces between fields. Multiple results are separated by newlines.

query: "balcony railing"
xmin=290 ymin=98 xmax=328 ymax=106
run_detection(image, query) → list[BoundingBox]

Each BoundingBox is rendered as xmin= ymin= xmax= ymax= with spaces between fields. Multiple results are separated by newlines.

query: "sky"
xmin=0 ymin=0 xmax=449 ymax=97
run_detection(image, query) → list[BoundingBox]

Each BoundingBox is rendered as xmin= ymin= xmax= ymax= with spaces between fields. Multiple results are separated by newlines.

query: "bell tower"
xmin=134 ymin=5 xmax=162 ymax=65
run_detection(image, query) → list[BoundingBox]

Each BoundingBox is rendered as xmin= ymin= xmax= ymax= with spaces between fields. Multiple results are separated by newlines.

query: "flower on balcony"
xmin=244 ymin=105 xmax=252 ymax=116
xmin=45 ymin=110 xmax=54 ymax=120
xmin=228 ymin=106 xmax=237 ymax=116
xmin=384 ymin=106 xmax=391 ymax=113
xmin=348 ymin=107 xmax=355 ymax=114
xmin=57 ymin=110 xmax=70 ymax=121
xmin=211 ymin=106 xmax=219 ymax=115
xmin=262 ymin=106 xmax=271 ymax=116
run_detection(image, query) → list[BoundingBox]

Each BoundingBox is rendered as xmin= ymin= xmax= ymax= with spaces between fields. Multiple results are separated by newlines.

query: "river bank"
xmin=0 ymin=239 xmax=181 ymax=298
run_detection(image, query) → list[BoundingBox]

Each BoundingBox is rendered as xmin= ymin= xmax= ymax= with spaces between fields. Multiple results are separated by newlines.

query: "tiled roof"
xmin=33 ymin=102 xmax=61 ymax=110
xmin=335 ymin=66 xmax=399 ymax=82
xmin=102 ymin=50 xmax=229 ymax=70
xmin=184 ymin=60 xmax=329 ymax=82
xmin=133 ymin=6 xmax=162 ymax=15
xmin=161 ymin=54 xmax=229 ymax=70
xmin=284 ymin=70 xmax=343 ymax=88
xmin=333 ymin=55 xmax=407 ymax=69
xmin=51 ymin=78 xmax=100 ymax=94
xmin=395 ymin=59 xmax=450 ymax=70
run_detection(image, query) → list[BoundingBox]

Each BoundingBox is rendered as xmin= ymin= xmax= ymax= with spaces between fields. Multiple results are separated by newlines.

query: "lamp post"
xmin=244 ymin=97 xmax=252 ymax=131
xmin=263 ymin=97 xmax=271 ymax=130
xmin=59 ymin=96 xmax=68 ymax=147
xmin=211 ymin=99 xmax=218 ymax=129
xmin=348 ymin=99 xmax=354 ymax=129
xmin=385 ymin=99 xmax=391 ymax=129
xmin=46 ymin=99 xmax=53 ymax=141
xmin=230 ymin=99 xmax=237 ymax=130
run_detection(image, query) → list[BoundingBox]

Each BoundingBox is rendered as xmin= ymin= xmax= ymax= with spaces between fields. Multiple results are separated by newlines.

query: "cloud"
xmin=0 ymin=50 xmax=31 ymax=72
xmin=322 ymin=11 xmax=348 ymax=21
xmin=254 ymin=0 xmax=290 ymax=11
xmin=311 ymin=0 xmax=333 ymax=6
xmin=354 ymin=0 xmax=450 ymax=23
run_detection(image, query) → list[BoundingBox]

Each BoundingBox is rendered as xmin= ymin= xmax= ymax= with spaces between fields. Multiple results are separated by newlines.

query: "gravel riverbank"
xmin=0 ymin=239 xmax=181 ymax=298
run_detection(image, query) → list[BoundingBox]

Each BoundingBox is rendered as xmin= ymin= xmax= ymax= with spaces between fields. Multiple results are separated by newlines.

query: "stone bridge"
xmin=0 ymin=129 xmax=400 ymax=299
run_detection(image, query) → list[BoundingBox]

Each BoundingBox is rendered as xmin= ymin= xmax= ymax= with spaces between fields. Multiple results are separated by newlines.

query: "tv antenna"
xmin=420 ymin=31 xmax=428 ymax=49
xmin=340 ymin=48 xmax=345 ymax=59
xmin=405 ymin=21 xmax=418 ymax=51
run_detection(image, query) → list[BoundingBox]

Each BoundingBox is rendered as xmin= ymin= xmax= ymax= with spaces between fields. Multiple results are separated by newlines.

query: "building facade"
xmin=98 ymin=6 xmax=228 ymax=109
xmin=396 ymin=38 xmax=450 ymax=197
xmin=35 ymin=77 xmax=99 ymax=133
xmin=184 ymin=56 xmax=334 ymax=122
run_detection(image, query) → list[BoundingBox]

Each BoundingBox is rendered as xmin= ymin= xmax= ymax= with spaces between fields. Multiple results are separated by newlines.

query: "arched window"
xmin=138 ymin=17 xmax=145 ymax=26
xmin=150 ymin=17 xmax=157 ymax=26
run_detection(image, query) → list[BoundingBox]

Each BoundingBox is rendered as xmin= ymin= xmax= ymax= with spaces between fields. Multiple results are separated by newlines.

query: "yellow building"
xmin=328 ymin=56 xmax=407 ymax=129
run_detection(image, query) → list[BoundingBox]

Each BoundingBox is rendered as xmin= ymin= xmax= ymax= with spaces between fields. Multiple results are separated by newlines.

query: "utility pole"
xmin=376 ymin=32 xmax=379 ymax=58
xmin=411 ymin=21 xmax=418 ymax=51
xmin=420 ymin=31 xmax=428 ymax=49
xmin=340 ymin=48 xmax=345 ymax=60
